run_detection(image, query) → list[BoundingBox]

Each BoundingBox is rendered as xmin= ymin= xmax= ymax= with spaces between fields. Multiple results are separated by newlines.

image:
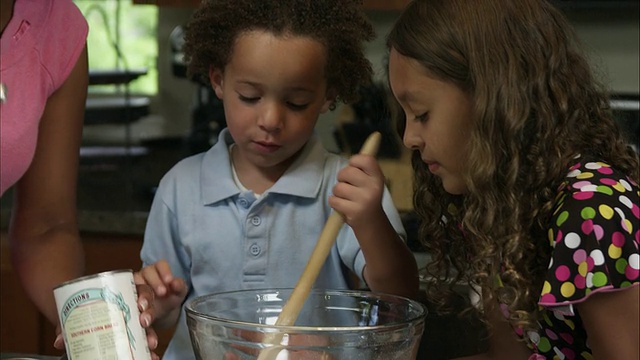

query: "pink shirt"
xmin=0 ymin=0 xmax=88 ymax=196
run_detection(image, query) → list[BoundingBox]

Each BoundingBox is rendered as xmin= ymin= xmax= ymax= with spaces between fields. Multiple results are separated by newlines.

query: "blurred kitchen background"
xmin=4 ymin=0 xmax=639 ymax=214
xmin=1 ymin=0 xmax=638 ymax=358
xmin=78 ymin=0 xmax=640 ymax=213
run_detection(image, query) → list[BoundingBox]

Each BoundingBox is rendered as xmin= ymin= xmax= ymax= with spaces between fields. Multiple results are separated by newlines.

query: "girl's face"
xmin=388 ymin=48 xmax=473 ymax=195
xmin=210 ymin=30 xmax=334 ymax=175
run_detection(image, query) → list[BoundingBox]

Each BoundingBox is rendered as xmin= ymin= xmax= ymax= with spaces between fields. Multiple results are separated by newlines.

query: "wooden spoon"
xmin=257 ymin=131 xmax=382 ymax=360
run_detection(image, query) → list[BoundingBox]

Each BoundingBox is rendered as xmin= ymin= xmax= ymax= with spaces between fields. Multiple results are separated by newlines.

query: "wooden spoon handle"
xmin=275 ymin=131 xmax=382 ymax=326
xmin=257 ymin=132 xmax=382 ymax=360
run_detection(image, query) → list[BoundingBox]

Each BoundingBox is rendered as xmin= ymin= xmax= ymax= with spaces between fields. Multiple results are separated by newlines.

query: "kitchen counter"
xmin=0 ymin=209 xmax=148 ymax=236
xmin=0 ymin=139 xmax=186 ymax=235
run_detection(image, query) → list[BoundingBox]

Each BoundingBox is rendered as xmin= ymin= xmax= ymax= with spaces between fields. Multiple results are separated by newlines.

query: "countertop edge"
xmin=0 ymin=209 xmax=148 ymax=236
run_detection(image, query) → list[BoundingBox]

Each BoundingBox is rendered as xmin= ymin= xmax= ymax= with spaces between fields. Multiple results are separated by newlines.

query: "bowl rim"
xmin=184 ymin=288 xmax=427 ymax=332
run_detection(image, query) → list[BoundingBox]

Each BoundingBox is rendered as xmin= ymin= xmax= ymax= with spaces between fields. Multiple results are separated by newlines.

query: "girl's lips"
xmin=426 ymin=161 xmax=440 ymax=173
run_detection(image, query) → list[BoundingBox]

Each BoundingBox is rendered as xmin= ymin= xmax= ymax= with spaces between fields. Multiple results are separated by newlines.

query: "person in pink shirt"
xmin=0 ymin=0 xmax=158 ymax=356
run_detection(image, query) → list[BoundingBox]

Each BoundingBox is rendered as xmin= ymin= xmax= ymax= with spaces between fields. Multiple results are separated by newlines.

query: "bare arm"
xmin=455 ymin=286 xmax=640 ymax=360
xmin=354 ymin=210 xmax=419 ymax=299
xmin=330 ymin=154 xmax=419 ymax=300
xmin=9 ymin=45 xmax=88 ymax=326
xmin=455 ymin=303 xmax=532 ymax=360
xmin=576 ymin=286 xmax=639 ymax=360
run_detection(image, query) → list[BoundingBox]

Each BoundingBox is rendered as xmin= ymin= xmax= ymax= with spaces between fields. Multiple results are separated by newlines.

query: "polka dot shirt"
xmin=523 ymin=158 xmax=639 ymax=359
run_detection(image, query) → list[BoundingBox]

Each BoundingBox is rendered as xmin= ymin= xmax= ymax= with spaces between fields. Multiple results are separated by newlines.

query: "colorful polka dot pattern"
xmin=528 ymin=159 xmax=639 ymax=359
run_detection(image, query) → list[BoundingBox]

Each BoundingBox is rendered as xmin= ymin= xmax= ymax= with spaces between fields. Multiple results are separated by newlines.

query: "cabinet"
xmin=133 ymin=0 xmax=410 ymax=10
xmin=363 ymin=0 xmax=410 ymax=10
xmin=132 ymin=0 xmax=199 ymax=7
xmin=0 ymin=231 xmax=175 ymax=357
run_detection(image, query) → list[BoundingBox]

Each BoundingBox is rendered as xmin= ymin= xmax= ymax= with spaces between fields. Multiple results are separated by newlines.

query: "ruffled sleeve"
xmin=539 ymin=160 xmax=639 ymax=309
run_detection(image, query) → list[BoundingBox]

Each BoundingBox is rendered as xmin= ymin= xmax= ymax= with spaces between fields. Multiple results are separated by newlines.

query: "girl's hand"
xmin=329 ymin=154 xmax=386 ymax=230
xmin=134 ymin=260 xmax=188 ymax=322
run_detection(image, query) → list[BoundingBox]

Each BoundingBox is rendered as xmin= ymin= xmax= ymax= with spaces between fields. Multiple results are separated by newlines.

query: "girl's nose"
xmin=402 ymin=121 xmax=422 ymax=151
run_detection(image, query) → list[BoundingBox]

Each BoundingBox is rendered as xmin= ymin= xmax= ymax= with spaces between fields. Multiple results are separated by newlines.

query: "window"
xmin=74 ymin=0 xmax=158 ymax=95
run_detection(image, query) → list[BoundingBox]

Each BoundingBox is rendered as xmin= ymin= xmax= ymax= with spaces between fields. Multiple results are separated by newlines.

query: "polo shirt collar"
xmin=200 ymin=128 xmax=325 ymax=205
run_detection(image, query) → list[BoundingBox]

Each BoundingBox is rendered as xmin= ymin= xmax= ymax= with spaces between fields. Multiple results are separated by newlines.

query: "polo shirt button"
xmin=250 ymin=243 xmax=261 ymax=256
xmin=239 ymin=198 xmax=249 ymax=207
xmin=251 ymin=216 xmax=261 ymax=226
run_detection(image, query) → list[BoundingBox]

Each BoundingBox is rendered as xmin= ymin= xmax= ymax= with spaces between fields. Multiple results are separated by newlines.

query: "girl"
xmin=136 ymin=1 xmax=419 ymax=359
xmin=387 ymin=0 xmax=639 ymax=359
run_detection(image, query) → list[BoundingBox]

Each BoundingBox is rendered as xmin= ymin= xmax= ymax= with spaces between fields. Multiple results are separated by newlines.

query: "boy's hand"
xmin=134 ymin=259 xmax=188 ymax=322
xmin=329 ymin=154 xmax=386 ymax=229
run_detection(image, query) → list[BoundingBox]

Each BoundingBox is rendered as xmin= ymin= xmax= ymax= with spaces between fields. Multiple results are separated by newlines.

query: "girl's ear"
xmin=209 ymin=66 xmax=224 ymax=99
xmin=320 ymin=88 xmax=338 ymax=113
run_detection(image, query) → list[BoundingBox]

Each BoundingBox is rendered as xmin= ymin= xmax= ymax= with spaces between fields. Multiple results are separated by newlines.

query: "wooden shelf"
xmin=84 ymin=96 xmax=151 ymax=125
xmin=89 ymin=68 xmax=148 ymax=86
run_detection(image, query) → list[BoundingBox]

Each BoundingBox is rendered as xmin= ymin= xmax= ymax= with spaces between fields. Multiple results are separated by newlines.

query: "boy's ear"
xmin=209 ymin=66 xmax=224 ymax=99
xmin=320 ymin=88 xmax=338 ymax=113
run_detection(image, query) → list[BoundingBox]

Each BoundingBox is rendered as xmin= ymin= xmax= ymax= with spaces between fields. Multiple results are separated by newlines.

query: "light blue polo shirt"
xmin=141 ymin=129 xmax=406 ymax=360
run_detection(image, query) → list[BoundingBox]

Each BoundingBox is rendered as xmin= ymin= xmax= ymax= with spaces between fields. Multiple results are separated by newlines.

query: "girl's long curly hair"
xmin=387 ymin=0 xmax=639 ymax=332
xmin=182 ymin=0 xmax=375 ymax=106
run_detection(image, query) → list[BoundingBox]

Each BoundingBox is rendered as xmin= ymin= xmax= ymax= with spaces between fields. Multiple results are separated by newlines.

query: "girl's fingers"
xmin=348 ymin=154 xmax=382 ymax=176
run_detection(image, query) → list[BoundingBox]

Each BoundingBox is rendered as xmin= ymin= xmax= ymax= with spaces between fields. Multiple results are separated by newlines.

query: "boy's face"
xmin=388 ymin=48 xmax=473 ymax=195
xmin=210 ymin=30 xmax=334 ymax=174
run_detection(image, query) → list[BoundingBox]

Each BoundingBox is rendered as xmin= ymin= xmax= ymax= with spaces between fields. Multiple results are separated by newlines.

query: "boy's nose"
xmin=258 ymin=103 xmax=284 ymax=132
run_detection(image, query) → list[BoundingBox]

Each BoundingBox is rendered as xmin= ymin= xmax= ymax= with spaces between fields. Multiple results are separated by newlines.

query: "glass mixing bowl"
xmin=186 ymin=288 xmax=426 ymax=360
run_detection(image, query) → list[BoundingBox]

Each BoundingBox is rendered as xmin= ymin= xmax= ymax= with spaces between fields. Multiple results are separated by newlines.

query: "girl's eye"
xmin=239 ymin=95 xmax=259 ymax=103
xmin=414 ymin=112 xmax=428 ymax=122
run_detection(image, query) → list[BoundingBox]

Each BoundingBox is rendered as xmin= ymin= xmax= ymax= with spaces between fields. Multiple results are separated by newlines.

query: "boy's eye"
xmin=239 ymin=94 xmax=259 ymax=103
xmin=287 ymin=102 xmax=309 ymax=111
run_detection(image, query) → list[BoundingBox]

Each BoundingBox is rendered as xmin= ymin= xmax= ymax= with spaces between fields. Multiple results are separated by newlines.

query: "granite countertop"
xmin=0 ymin=139 xmax=187 ymax=236
xmin=0 ymin=138 xmax=416 ymax=237
xmin=0 ymin=159 xmax=157 ymax=236
xmin=0 ymin=209 xmax=148 ymax=236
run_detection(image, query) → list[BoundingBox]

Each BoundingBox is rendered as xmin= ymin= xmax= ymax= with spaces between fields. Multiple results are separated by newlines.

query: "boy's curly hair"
xmin=388 ymin=0 xmax=639 ymax=333
xmin=182 ymin=0 xmax=375 ymax=106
